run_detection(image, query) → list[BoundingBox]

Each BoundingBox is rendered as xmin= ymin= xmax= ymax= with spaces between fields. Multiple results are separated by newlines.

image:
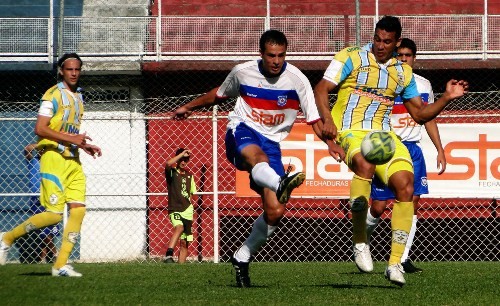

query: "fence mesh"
xmin=0 ymin=8 xmax=498 ymax=264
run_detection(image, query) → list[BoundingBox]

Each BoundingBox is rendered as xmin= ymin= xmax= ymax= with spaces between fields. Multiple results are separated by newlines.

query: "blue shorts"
xmin=225 ymin=123 xmax=285 ymax=192
xmin=371 ymin=141 xmax=429 ymax=201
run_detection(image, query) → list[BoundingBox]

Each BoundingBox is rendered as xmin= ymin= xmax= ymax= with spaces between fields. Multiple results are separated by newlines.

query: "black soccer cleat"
xmin=231 ymin=257 xmax=251 ymax=288
xmin=164 ymin=255 xmax=175 ymax=263
xmin=276 ymin=172 xmax=306 ymax=204
xmin=401 ymin=260 xmax=423 ymax=273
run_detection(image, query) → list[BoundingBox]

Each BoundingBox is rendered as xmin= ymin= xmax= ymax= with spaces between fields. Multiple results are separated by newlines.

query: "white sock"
xmin=234 ymin=214 xmax=277 ymax=262
xmin=401 ymin=215 xmax=418 ymax=262
xmin=366 ymin=209 xmax=380 ymax=244
xmin=251 ymin=162 xmax=281 ymax=192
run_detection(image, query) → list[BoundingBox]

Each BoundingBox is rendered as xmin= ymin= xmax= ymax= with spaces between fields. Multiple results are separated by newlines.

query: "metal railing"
xmin=0 ymin=15 xmax=499 ymax=63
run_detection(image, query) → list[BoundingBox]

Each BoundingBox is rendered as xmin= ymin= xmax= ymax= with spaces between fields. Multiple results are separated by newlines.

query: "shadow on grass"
xmin=19 ymin=272 xmax=52 ymax=277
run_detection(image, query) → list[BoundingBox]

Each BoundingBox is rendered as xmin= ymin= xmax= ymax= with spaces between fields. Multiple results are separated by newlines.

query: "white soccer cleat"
xmin=385 ymin=263 xmax=406 ymax=287
xmin=0 ymin=232 xmax=11 ymax=266
xmin=52 ymin=265 xmax=83 ymax=277
xmin=353 ymin=242 xmax=373 ymax=272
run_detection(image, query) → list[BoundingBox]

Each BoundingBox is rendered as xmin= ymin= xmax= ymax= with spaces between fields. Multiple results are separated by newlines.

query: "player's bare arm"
xmin=314 ymin=79 xmax=338 ymax=140
xmin=311 ymin=119 xmax=345 ymax=162
xmin=172 ymin=87 xmax=225 ymax=119
xmin=424 ymin=120 xmax=447 ymax=175
xmin=404 ymin=79 xmax=468 ymax=124
xmin=166 ymin=149 xmax=191 ymax=169
xmin=35 ymin=115 xmax=92 ymax=147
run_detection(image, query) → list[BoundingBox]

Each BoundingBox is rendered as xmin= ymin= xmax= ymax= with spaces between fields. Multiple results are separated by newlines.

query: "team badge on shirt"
xmin=277 ymin=95 xmax=287 ymax=107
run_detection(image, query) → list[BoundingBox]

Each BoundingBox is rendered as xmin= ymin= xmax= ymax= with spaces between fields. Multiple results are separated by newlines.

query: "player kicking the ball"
xmin=172 ymin=29 xmax=340 ymax=287
xmin=314 ymin=16 xmax=468 ymax=286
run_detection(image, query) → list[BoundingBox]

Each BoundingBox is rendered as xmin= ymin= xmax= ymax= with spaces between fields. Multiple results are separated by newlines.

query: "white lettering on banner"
xmin=421 ymin=123 xmax=500 ymax=198
xmin=281 ymin=134 xmax=352 ymax=180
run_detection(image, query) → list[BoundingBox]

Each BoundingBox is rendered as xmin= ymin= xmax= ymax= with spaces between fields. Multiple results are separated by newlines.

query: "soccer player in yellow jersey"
xmin=0 ymin=53 xmax=102 ymax=277
xmin=314 ymin=16 xmax=468 ymax=286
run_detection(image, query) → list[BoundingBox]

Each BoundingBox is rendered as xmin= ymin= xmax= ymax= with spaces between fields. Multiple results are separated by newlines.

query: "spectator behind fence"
xmin=0 ymin=53 xmax=102 ymax=277
xmin=17 ymin=143 xmax=60 ymax=264
xmin=164 ymin=148 xmax=197 ymax=264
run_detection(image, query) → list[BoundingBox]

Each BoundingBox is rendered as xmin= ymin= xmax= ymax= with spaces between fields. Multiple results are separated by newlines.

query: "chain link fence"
xmin=0 ymin=5 xmax=498 ymax=264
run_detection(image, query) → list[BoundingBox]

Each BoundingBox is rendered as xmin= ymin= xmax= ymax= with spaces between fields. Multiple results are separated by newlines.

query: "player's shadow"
xmin=20 ymin=272 xmax=52 ymax=277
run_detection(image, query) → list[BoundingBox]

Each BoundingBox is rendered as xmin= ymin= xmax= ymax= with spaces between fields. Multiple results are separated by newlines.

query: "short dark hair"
xmin=375 ymin=16 xmax=402 ymax=40
xmin=57 ymin=53 xmax=83 ymax=68
xmin=175 ymin=148 xmax=185 ymax=156
xmin=259 ymin=30 xmax=288 ymax=52
xmin=398 ymin=38 xmax=417 ymax=56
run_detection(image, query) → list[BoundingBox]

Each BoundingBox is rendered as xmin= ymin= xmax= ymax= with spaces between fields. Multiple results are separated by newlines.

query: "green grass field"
xmin=0 ymin=261 xmax=498 ymax=305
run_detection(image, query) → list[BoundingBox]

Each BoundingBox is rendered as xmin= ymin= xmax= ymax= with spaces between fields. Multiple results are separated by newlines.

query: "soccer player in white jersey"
xmin=172 ymin=29 xmax=339 ymax=287
xmin=367 ymin=38 xmax=447 ymax=273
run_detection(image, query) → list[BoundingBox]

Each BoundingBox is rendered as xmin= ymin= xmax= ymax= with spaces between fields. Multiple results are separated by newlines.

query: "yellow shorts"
xmin=39 ymin=150 xmax=86 ymax=213
xmin=169 ymin=205 xmax=194 ymax=242
xmin=338 ymin=130 xmax=413 ymax=185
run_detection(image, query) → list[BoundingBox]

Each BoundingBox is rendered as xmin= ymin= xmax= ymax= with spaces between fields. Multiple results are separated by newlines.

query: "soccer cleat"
xmin=231 ymin=257 xmax=251 ymax=288
xmin=52 ymin=265 xmax=82 ymax=277
xmin=353 ymin=243 xmax=373 ymax=273
xmin=276 ymin=172 xmax=306 ymax=204
xmin=401 ymin=259 xmax=423 ymax=273
xmin=0 ymin=232 xmax=11 ymax=266
xmin=385 ymin=263 xmax=406 ymax=287
xmin=164 ymin=255 xmax=175 ymax=263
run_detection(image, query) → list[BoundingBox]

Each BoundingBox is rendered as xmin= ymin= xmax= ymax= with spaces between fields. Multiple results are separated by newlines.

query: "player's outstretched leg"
xmin=231 ymin=256 xmax=251 ymax=288
xmin=276 ymin=172 xmax=305 ymax=204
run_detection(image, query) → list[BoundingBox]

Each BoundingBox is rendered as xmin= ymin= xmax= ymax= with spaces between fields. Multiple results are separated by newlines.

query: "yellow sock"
xmin=389 ymin=201 xmax=414 ymax=265
xmin=3 ymin=212 xmax=62 ymax=245
xmin=54 ymin=207 xmax=86 ymax=269
xmin=350 ymin=175 xmax=372 ymax=244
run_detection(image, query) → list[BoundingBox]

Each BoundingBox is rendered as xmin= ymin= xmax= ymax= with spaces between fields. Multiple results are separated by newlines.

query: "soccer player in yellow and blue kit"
xmin=314 ymin=16 xmax=468 ymax=286
xmin=0 ymin=53 xmax=102 ymax=277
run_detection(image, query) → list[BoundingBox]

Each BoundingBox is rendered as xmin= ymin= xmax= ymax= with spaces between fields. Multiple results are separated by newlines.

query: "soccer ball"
xmin=360 ymin=131 xmax=396 ymax=165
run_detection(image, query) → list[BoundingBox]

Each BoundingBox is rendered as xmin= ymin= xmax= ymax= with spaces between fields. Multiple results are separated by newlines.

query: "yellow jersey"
xmin=38 ymin=82 xmax=84 ymax=158
xmin=323 ymin=44 xmax=420 ymax=131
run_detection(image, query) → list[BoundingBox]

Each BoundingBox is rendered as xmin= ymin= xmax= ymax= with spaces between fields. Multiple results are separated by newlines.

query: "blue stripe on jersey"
xmin=381 ymin=108 xmax=392 ymax=130
xmin=239 ymin=84 xmax=299 ymax=101
xmin=52 ymin=97 xmax=58 ymax=114
xmin=378 ymin=65 xmax=389 ymax=89
xmin=401 ymin=75 xmax=420 ymax=100
xmin=363 ymin=102 xmax=379 ymax=129
xmin=343 ymin=95 xmax=359 ymax=129
xmin=394 ymin=92 xmax=429 ymax=103
xmin=340 ymin=57 xmax=354 ymax=82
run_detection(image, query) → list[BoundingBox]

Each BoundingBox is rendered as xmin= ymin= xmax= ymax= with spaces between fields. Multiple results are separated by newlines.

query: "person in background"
xmin=164 ymin=148 xmax=197 ymax=264
xmin=21 ymin=143 xmax=60 ymax=263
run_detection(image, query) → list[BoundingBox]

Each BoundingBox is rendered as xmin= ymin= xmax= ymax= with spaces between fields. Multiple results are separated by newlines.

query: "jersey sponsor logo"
xmin=393 ymin=114 xmax=418 ymax=128
xmin=397 ymin=72 xmax=405 ymax=86
xmin=353 ymin=86 xmax=393 ymax=105
xmin=61 ymin=123 xmax=79 ymax=134
xmin=247 ymin=109 xmax=285 ymax=126
xmin=277 ymin=95 xmax=287 ymax=107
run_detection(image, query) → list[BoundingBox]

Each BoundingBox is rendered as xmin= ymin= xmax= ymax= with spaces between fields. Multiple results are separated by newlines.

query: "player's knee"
xmin=370 ymin=201 xmax=386 ymax=217
xmin=265 ymin=206 xmax=284 ymax=225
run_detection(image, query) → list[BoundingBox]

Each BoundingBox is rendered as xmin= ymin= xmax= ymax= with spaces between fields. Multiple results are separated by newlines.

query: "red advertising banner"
xmin=236 ymin=123 xmax=353 ymax=197
xmin=236 ymin=123 xmax=500 ymax=199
